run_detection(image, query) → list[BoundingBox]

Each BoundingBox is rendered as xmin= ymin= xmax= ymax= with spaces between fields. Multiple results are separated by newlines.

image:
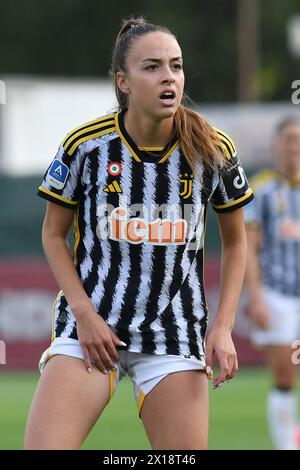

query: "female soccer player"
xmin=24 ymin=17 xmax=253 ymax=450
xmin=245 ymin=117 xmax=300 ymax=450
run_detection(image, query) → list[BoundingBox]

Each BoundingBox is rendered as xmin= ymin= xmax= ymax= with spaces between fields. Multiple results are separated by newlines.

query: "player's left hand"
xmin=205 ymin=325 xmax=238 ymax=390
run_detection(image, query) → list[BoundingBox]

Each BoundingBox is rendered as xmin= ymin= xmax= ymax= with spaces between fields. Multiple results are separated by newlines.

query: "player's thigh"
xmin=140 ymin=370 xmax=208 ymax=450
xmin=24 ymin=355 xmax=110 ymax=449
xmin=265 ymin=345 xmax=298 ymax=387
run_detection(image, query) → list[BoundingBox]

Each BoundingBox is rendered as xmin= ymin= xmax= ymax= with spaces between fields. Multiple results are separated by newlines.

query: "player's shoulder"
xmin=213 ymin=127 xmax=236 ymax=160
xmin=250 ymin=168 xmax=278 ymax=192
xmin=62 ymin=113 xmax=117 ymax=156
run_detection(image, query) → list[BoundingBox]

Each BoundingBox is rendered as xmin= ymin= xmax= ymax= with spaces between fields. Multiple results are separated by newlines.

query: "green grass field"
xmin=0 ymin=368 xmax=286 ymax=450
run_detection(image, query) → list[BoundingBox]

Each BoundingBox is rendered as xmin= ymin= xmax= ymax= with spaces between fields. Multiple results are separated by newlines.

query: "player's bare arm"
xmin=245 ymin=224 xmax=270 ymax=329
xmin=206 ymin=208 xmax=246 ymax=388
xmin=42 ymin=202 xmax=124 ymax=374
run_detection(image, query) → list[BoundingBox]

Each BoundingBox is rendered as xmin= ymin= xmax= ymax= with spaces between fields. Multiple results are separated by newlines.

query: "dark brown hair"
xmin=111 ymin=17 xmax=226 ymax=170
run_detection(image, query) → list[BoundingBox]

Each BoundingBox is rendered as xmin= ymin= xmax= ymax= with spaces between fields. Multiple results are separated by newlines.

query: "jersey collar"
xmin=115 ymin=111 xmax=178 ymax=163
xmin=275 ymin=169 xmax=300 ymax=187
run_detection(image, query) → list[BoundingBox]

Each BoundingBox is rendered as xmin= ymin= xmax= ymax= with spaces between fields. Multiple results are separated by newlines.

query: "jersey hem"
xmin=213 ymin=191 xmax=254 ymax=213
xmin=37 ymin=188 xmax=78 ymax=209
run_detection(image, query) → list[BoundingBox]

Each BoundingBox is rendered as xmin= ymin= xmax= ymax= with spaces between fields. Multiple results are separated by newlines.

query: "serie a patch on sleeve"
xmin=46 ymin=160 xmax=69 ymax=189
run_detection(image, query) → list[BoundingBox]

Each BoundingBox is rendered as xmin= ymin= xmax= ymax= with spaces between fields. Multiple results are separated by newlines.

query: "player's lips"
xmin=159 ymin=89 xmax=177 ymax=106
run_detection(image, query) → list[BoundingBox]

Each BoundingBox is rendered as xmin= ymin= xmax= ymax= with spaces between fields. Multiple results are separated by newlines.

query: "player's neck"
xmin=123 ymin=109 xmax=174 ymax=148
xmin=276 ymin=166 xmax=300 ymax=185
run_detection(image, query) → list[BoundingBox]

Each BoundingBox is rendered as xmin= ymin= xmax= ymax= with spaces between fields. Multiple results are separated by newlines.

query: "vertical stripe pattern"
xmin=39 ymin=114 xmax=253 ymax=360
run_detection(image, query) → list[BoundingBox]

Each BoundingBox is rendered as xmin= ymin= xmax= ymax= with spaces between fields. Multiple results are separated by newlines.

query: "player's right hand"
xmin=76 ymin=309 xmax=126 ymax=375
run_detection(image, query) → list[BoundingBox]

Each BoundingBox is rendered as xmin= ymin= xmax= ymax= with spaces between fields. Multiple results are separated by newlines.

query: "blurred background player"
xmin=244 ymin=117 xmax=300 ymax=450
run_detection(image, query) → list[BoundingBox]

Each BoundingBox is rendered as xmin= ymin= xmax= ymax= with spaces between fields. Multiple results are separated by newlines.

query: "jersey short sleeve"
xmin=37 ymin=143 xmax=84 ymax=209
xmin=211 ymin=130 xmax=254 ymax=213
xmin=243 ymin=197 xmax=261 ymax=226
xmin=243 ymin=170 xmax=273 ymax=225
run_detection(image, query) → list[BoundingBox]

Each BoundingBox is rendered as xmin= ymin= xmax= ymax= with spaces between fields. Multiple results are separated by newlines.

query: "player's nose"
xmin=160 ymin=67 xmax=176 ymax=84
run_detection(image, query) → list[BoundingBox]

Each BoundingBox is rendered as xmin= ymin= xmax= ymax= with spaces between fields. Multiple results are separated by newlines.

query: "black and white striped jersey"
xmin=38 ymin=111 xmax=253 ymax=360
xmin=244 ymin=169 xmax=300 ymax=297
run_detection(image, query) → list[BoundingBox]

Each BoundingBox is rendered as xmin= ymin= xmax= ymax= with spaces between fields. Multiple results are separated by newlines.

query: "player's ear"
xmin=116 ymin=71 xmax=130 ymax=95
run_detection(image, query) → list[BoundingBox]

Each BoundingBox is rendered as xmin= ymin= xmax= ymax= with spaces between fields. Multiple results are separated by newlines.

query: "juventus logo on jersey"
xmin=180 ymin=173 xmax=193 ymax=199
xmin=103 ymin=180 xmax=123 ymax=193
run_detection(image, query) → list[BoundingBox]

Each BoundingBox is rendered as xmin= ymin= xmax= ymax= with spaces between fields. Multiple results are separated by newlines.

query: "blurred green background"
xmin=1 ymin=0 xmax=299 ymax=102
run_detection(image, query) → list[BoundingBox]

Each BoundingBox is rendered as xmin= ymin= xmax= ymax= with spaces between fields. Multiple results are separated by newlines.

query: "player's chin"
xmin=156 ymin=106 xmax=178 ymax=120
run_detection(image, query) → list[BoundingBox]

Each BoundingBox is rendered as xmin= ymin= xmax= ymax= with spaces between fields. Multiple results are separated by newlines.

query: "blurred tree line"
xmin=0 ymin=0 xmax=299 ymax=102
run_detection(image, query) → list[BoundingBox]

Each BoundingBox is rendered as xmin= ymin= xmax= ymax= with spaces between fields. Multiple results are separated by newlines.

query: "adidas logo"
xmin=103 ymin=180 xmax=122 ymax=193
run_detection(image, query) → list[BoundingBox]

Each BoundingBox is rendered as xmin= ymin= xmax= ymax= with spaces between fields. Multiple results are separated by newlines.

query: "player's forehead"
xmin=279 ymin=123 xmax=300 ymax=140
xmin=127 ymin=31 xmax=182 ymax=64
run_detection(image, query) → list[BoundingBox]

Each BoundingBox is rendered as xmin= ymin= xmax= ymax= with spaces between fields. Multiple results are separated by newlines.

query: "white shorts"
xmin=250 ymin=287 xmax=300 ymax=347
xmin=39 ymin=337 xmax=206 ymax=416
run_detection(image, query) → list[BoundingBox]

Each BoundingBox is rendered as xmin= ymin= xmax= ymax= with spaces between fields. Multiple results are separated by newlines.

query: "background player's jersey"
xmin=244 ymin=169 xmax=300 ymax=297
xmin=38 ymin=111 xmax=253 ymax=359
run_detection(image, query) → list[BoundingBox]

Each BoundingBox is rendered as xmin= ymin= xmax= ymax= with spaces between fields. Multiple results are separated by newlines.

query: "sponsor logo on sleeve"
xmin=223 ymin=165 xmax=247 ymax=198
xmin=233 ymin=167 xmax=246 ymax=189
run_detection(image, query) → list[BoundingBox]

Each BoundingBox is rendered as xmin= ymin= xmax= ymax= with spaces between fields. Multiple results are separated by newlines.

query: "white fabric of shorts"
xmin=250 ymin=286 xmax=300 ymax=347
xmin=39 ymin=337 xmax=206 ymax=416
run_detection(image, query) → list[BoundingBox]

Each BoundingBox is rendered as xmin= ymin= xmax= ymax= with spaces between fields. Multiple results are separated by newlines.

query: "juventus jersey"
xmin=244 ymin=169 xmax=300 ymax=297
xmin=38 ymin=111 xmax=253 ymax=360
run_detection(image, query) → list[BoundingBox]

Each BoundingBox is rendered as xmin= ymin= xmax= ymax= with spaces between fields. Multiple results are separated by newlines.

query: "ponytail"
xmin=174 ymin=105 xmax=226 ymax=170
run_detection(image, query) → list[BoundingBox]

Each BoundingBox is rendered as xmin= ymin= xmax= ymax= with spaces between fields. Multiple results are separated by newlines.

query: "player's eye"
xmin=145 ymin=64 xmax=158 ymax=71
xmin=172 ymin=63 xmax=183 ymax=70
